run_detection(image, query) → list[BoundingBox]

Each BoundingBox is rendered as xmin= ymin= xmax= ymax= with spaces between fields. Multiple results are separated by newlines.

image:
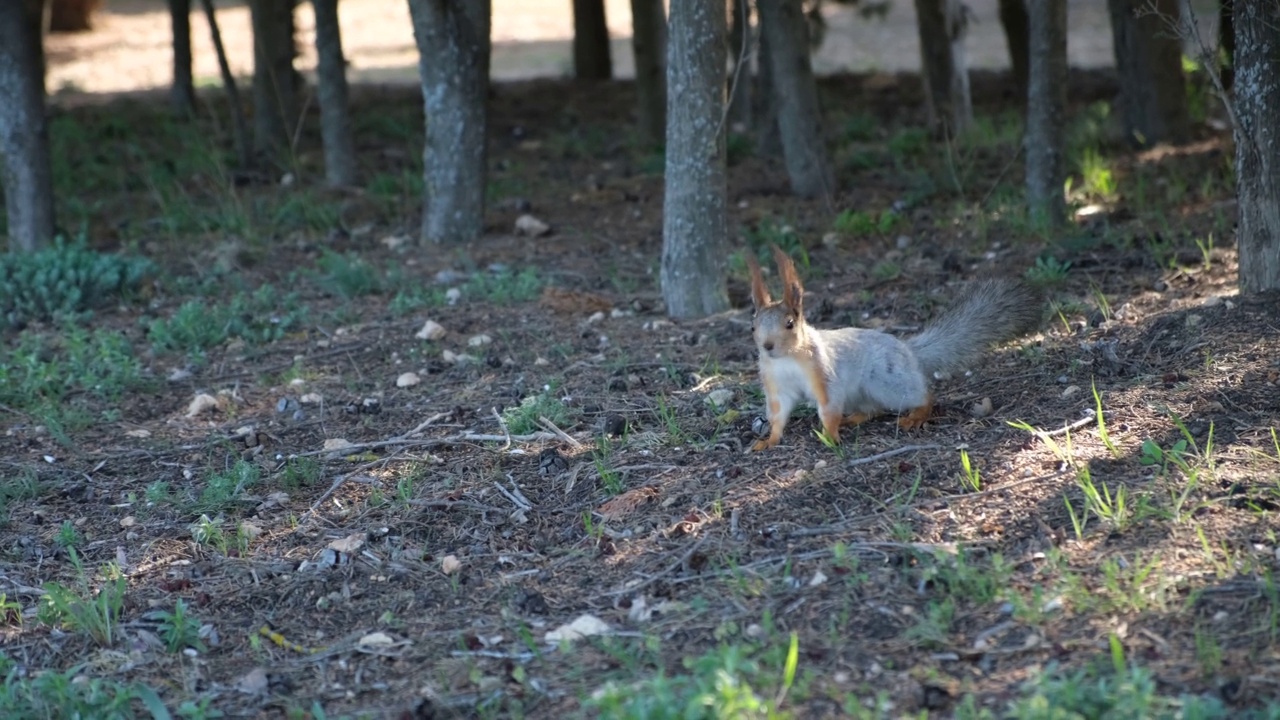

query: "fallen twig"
xmin=491 ymin=407 xmax=512 ymax=450
xmin=601 ymin=536 xmax=709 ymax=598
xmin=847 ymin=444 xmax=943 ymax=467
xmin=537 ymin=415 xmax=583 ymax=449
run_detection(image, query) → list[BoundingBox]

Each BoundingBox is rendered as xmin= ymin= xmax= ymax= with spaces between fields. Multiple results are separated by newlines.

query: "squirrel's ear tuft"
xmin=745 ymin=250 xmax=771 ymax=311
xmin=771 ymin=244 xmax=803 ymax=311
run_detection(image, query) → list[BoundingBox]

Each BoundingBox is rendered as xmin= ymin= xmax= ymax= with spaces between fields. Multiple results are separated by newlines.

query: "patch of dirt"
xmin=3 ymin=65 xmax=1279 ymax=718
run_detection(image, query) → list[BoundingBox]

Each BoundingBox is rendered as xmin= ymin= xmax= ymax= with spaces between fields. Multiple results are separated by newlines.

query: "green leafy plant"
xmin=502 ymin=392 xmax=572 ymax=436
xmin=1024 ymin=255 xmax=1072 ymax=286
xmin=157 ymin=599 xmax=205 ymax=653
xmin=38 ymin=549 xmax=126 ymax=647
xmin=958 ymin=449 xmax=982 ymax=492
xmin=0 ymin=235 xmax=154 ymax=325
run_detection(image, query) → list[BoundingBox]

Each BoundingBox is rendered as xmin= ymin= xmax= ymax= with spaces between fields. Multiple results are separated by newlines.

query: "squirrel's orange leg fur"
xmin=752 ymin=373 xmax=787 ymax=451
xmin=897 ymin=394 xmax=934 ymax=429
xmin=842 ymin=412 xmax=873 ymax=427
xmin=819 ymin=408 xmax=842 ymax=445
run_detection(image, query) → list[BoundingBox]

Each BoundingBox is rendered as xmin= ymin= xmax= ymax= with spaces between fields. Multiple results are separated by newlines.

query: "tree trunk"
xmin=997 ymin=0 xmax=1028 ymax=100
xmin=727 ymin=0 xmax=752 ymax=131
xmin=249 ymin=0 xmax=301 ymax=157
xmin=1233 ymin=0 xmax=1280 ymax=293
xmin=48 ymin=0 xmax=100 ymax=33
xmin=572 ymin=0 xmax=612 ymax=80
xmin=1218 ymin=0 xmax=1234 ymax=90
xmin=408 ymin=0 xmax=490 ymax=245
xmin=630 ymin=0 xmax=666 ymax=145
xmin=913 ymin=0 xmax=972 ymax=134
xmin=661 ymin=0 xmax=729 ymax=319
xmin=169 ymin=0 xmax=196 ymax=115
xmin=753 ymin=21 xmax=782 ymax=157
xmin=0 ymin=0 xmax=56 ymax=252
xmin=757 ymin=0 xmax=833 ymax=199
xmin=313 ymin=0 xmax=356 ymax=187
xmin=199 ymin=0 xmax=251 ymax=167
xmin=1106 ymin=0 xmax=1189 ymax=146
xmin=1024 ymin=0 xmax=1067 ymax=227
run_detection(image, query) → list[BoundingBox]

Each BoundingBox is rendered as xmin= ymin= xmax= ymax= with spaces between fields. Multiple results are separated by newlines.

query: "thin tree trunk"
xmin=1233 ymin=0 xmax=1280 ymax=293
xmin=48 ymin=0 xmax=99 ymax=32
xmin=630 ymin=0 xmax=666 ymax=145
xmin=913 ymin=0 xmax=972 ymax=134
xmin=572 ymin=0 xmax=612 ymax=80
xmin=199 ymin=0 xmax=251 ymax=167
xmin=249 ymin=0 xmax=301 ymax=157
xmin=0 ymin=0 xmax=56 ymax=251
xmin=1024 ymin=0 xmax=1067 ymax=227
xmin=313 ymin=0 xmax=356 ymax=187
xmin=998 ymin=0 xmax=1029 ymax=100
xmin=757 ymin=0 xmax=833 ymax=199
xmin=727 ymin=0 xmax=752 ymax=131
xmin=753 ymin=22 xmax=782 ymax=157
xmin=169 ymin=0 xmax=197 ymax=115
xmin=408 ymin=0 xmax=490 ymax=245
xmin=1218 ymin=0 xmax=1234 ymax=90
xmin=1106 ymin=0 xmax=1189 ymax=146
xmin=661 ymin=0 xmax=729 ymax=319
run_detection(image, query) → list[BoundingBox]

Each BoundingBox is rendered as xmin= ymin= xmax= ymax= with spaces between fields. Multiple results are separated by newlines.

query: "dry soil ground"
xmin=3 ymin=3 xmax=1278 ymax=720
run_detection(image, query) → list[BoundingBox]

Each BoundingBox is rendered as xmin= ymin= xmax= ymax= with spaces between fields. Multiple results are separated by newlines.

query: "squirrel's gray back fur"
xmin=906 ymin=279 xmax=1043 ymax=378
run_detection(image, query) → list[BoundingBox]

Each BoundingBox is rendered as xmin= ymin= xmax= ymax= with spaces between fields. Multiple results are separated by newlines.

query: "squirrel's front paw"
xmin=750 ymin=437 xmax=778 ymax=452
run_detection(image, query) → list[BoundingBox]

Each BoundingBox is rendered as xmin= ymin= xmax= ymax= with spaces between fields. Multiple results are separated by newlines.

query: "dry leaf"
xmin=328 ymin=533 xmax=365 ymax=554
xmin=323 ymin=438 xmax=355 ymax=451
xmin=185 ymin=393 xmax=219 ymax=418
xmin=236 ymin=667 xmax=269 ymax=695
xmin=597 ymin=486 xmax=660 ymax=522
xmin=540 ymin=286 xmax=613 ymax=315
xmin=396 ymin=372 xmax=421 ymax=388
xmin=514 ymin=214 xmax=551 ymax=236
xmin=125 ymin=428 xmax=151 ymax=439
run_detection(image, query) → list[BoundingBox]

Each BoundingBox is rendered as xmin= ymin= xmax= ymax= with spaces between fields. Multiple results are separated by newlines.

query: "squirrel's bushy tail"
xmin=907 ymin=279 xmax=1043 ymax=378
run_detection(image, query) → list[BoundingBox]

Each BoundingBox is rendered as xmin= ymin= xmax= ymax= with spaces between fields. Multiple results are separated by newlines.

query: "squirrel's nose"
xmin=763 ymin=341 xmax=774 ymax=352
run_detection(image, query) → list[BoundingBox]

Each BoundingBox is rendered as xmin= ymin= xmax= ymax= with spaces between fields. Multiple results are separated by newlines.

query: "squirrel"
xmin=745 ymin=245 xmax=1043 ymax=452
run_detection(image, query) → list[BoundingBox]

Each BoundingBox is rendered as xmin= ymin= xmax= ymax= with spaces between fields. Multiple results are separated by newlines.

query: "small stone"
xmin=416 ymin=320 xmax=447 ymax=341
xmin=445 ymin=288 xmax=462 ymax=305
xmin=895 ymin=235 xmax=911 ymax=249
xmin=396 ymin=372 xmax=421 ymax=388
xmin=468 ymin=334 xmax=492 ymax=347
xmin=705 ymin=388 xmax=735 ymax=408
xmin=514 ymin=214 xmax=551 ymax=237
xmin=168 ymin=368 xmax=192 ymax=382
xmin=534 ymin=356 xmax=549 ymax=366
xmin=1062 ymin=385 xmax=1081 ymax=399
xmin=969 ymin=397 xmax=993 ymax=418
xmin=587 ymin=311 xmax=606 ymax=324
xmin=300 ymin=392 xmax=323 ymax=405
xmin=441 ymin=555 xmax=462 ymax=575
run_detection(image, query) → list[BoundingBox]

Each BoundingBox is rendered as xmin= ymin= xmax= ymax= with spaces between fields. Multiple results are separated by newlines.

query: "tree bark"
xmin=169 ymin=0 xmax=197 ymax=115
xmin=1233 ymin=0 xmax=1280 ymax=293
xmin=757 ymin=0 xmax=833 ymax=199
xmin=661 ymin=0 xmax=729 ymax=319
xmin=753 ymin=21 xmax=782 ymax=157
xmin=312 ymin=0 xmax=356 ymax=187
xmin=408 ymin=0 xmax=490 ymax=245
xmin=913 ymin=0 xmax=972 ymax=134
xmin=0 ymin=0 xmax=56 ymax=252
xmin=249 ymin=0 xmax=301 ymax=157
xmin=727 ymin=0 xmax=752 ymax=131
xmin=997 ymin=0 xmax=1029 ymax=100
xmin=630 ymin=0 xmax=666 ymax=145
xmin=1024 ymin=0 xmax=1067 ymax=227
xmin=1106 ymin=0 xmax=1189 ymax=146
xmin=199 ymin=0 xmax=251 ymax=167
xmin=572 ymin=0 xmax=612 ymax=80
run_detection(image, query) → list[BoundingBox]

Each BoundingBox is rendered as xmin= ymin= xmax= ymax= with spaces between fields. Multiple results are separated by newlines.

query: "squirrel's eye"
xmin=785 ymin=318 xmax=794 ymax=330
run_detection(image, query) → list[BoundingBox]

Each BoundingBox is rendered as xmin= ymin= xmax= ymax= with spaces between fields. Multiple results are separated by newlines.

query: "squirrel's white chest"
xmin=762 ymin=355 xmax=821 ymax=405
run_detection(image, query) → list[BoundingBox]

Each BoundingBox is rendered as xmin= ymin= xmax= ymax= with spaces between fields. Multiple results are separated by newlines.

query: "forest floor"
xmin=3 ymin=65 xmax=1280 ymax=719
